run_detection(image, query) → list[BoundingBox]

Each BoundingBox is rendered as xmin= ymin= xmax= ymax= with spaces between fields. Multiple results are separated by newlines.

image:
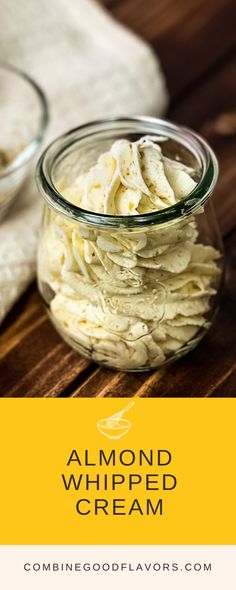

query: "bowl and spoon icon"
xmin=97 ymin=402 xmax=135 ymax=439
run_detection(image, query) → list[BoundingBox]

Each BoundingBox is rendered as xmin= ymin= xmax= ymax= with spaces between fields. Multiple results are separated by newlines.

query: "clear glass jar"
xmin=36 ymin=117 xmax=223 ymax=371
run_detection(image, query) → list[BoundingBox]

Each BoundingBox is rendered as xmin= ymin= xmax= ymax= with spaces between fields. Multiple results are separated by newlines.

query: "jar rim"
xmin=36 ymin=116 xmax=218 ymax=228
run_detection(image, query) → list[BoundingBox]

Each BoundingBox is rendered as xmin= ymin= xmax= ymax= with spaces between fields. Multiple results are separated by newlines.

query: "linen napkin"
xmin=0 ymin=0 xmax=168 ymax=323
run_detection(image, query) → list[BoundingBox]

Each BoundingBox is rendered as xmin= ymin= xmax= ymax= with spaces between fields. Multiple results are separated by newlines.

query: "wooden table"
xmin=1 ymin=0 xmax=236 ymax=397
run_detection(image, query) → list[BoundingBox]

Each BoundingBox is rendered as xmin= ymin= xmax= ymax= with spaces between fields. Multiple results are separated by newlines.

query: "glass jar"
xmin=36 ymin=117 xmax=223 ymax=371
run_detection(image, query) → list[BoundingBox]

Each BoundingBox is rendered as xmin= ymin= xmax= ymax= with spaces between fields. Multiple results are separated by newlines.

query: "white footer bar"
xmin=0 ymin=545 xmax=235 ymax=589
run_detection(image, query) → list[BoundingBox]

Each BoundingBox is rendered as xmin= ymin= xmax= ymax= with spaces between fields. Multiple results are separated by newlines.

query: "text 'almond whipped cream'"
xmin=38 ymin=136 xmax=220 ymax=370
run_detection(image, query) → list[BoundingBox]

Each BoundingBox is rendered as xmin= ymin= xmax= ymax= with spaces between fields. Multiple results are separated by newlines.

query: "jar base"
xmin=46 ymin=307 xmax=219 ymax=374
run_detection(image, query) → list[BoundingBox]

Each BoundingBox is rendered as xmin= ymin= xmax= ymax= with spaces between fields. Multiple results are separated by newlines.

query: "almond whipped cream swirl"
xmin=38 ymin=136 xmax=220 ymax=370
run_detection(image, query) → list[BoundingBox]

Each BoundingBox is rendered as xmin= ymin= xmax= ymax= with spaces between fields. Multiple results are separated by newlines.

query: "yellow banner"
xmin=0 ymin=398 xmax=235 ymax=544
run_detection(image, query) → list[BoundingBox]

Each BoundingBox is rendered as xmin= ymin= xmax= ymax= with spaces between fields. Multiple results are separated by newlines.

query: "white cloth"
xmin=0 ymin=0 xmax=168 ymax=323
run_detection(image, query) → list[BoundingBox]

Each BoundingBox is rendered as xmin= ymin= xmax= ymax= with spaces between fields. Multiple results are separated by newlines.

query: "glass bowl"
xmin=0 ymin=63 xmax=48 ymax=220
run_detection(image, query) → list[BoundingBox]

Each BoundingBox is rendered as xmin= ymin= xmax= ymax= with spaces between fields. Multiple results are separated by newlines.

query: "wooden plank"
xmin=105 ymin=0 xmax=236 ymax=97
xmin=170 ymin=55 xmax=236 ymax=127
xmin=0 ymin=287 xmax=43 ymax=358
xmin=211 ymin=364 xmax=236 ymax=397
xmin=0 ymin=291 xmax=92 ymax=397
xmin=72 ymin=228 xmax=236 ymax=398
xmin=71 ymin=366 xmax=152 ymax=398
xmin=169 ymin=54 xmax=236 ymax=237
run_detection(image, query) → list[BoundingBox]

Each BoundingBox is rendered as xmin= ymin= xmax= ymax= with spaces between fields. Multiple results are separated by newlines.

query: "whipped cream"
xmin=38 ymin=136 xmax=220 ymax=370
xmin=61 ymin=136 xmax=197 ymax=215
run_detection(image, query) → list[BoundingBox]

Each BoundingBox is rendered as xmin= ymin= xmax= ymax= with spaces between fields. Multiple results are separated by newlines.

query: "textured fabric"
xmin=0 ymin=0 xmax=168 ymax=323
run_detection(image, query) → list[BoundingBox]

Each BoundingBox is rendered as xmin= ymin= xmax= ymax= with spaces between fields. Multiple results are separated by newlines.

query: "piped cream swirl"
xmin=61 ymin=136 xmax=197 ymax=215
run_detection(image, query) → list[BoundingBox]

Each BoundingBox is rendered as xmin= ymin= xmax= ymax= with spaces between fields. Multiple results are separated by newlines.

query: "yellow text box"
xmin=0 ymin=398 xmax=235 ymax=544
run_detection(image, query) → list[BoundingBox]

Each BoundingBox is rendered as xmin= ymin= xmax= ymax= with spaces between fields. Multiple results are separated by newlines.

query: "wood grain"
xmin=0 ymin=314 xmax=91 ymax=397
xmin=169 ymin=53 xmax=236 ymax=237
xmin=0 ymin=0 xmax=236 ymax=397
xmin=109 ymin=0 xmax=236 ymax=97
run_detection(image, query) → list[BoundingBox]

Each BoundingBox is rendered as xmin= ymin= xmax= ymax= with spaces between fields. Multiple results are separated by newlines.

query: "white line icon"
xmin=97 ymin=402 xmax=135 ymax=439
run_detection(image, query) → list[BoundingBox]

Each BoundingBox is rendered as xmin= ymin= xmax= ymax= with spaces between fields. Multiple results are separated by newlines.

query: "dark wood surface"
xmin=1 ymin=0 xmax=236 ymax=397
